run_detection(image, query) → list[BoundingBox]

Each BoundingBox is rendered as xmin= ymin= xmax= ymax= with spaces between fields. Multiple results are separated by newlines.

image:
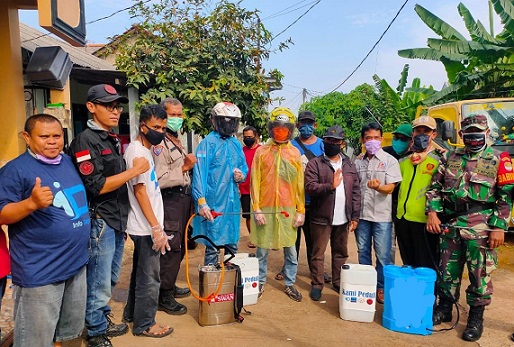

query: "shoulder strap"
xmin=294 ymin=137 xmax=316 ymax=160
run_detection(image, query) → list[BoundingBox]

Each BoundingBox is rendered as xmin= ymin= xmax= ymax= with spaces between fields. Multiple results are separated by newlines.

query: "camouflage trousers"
xmin=437 ymin=228 xmax=497 ymax=306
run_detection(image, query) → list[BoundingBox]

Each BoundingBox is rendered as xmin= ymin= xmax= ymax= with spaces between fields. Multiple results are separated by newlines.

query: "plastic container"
xmin=339 ymin=263 xmax=377 ymax=322
xmin=225 ymin=253 xmax=259 ymax=306
xmin=382 ymin=265 xmax=436 ymax=335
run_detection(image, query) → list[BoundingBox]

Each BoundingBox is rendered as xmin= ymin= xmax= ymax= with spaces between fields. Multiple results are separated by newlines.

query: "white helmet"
xmin=211 ymin=102 xmax=241 ymax=136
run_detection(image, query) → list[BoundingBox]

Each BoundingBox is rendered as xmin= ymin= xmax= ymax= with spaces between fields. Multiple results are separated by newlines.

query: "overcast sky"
xmin=19 ymin=0 xmax=502 ymax=113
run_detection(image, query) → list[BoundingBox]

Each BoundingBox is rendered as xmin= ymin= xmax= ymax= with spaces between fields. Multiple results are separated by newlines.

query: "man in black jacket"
xmin=304 ymin=125 xmax=361 ymax=301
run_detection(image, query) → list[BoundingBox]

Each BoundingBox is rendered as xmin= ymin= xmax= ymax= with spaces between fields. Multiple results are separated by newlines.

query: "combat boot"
xmin=462 ymin=305 xmax=485 ymax=342
xmin=432 ymin=297 xmax=453 ymax=325
xmin=158 ymin=289 xmax=187 ymax=315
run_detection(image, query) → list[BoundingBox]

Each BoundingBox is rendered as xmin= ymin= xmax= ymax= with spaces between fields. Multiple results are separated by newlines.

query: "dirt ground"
xmin=3 ymin=226 xmax=514 ymax=347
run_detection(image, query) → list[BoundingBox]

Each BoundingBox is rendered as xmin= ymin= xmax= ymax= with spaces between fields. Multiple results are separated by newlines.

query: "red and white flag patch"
xmin=75 ymin=150 xmax=91 ymax=163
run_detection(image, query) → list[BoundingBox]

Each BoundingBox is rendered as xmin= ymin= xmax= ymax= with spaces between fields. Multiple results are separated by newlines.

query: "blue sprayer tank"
xmin=382 ymin=265 xmax=436 ymax=335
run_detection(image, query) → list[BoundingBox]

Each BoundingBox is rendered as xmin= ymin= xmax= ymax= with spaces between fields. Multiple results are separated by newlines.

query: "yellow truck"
xmin=416 ymin=97 xmax=514 ymax=228
xmin=416 ymin=97 xmax=514 ymax=149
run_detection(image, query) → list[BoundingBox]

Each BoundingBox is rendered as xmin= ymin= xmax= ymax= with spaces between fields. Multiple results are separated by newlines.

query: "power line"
xmin=327 ymin=0 xmax=410 ymax=93
xmin=21 ymin=0 xmax=151 ymax=43
xmin=271 ymin=0 xmax=321 ymax=42
xmin=262 ymin=1 xmax=317 ymax=21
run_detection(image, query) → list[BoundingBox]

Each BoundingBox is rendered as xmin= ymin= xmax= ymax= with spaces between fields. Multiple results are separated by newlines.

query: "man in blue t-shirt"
xmin=0 ymin=114 xmax=90 ymax=347
xmin=276 ymin=111 xmax=325 ymax=281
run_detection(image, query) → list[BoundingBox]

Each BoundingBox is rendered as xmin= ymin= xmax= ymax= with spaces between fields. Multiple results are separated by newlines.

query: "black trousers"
xmin=160 ymin=191 xmax=192 ymax=290
xmin=396 ymin=217 xmax=439 ymax=270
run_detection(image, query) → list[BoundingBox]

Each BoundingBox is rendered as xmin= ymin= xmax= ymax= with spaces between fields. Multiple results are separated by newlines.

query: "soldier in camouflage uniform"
xmin=425 ymin=114 xmax=514 ymax=342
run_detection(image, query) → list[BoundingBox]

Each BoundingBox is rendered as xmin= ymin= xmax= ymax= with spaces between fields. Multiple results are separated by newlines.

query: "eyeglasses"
xmin=94 ymin=102 xmax=123 ymax=113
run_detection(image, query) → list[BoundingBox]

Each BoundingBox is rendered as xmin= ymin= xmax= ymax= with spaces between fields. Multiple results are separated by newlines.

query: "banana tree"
xmin=398 ymin=2 xmax=514 ymax=105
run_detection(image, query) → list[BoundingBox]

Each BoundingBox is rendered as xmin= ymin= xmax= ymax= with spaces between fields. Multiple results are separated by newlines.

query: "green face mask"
xmin=167 ymin=117 xmax=183 ymax=132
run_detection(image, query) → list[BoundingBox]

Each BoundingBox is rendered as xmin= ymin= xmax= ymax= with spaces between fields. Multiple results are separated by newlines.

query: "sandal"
xmin=274 ymin=272 xmax=284 ymax=281
xmin=136 ymin=324 xmax=173 ymax=338
xmin=247 ymin=242 xmax=256 ymax=248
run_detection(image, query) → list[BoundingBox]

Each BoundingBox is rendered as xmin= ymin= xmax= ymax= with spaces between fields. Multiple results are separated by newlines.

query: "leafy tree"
xmin=111 ymin=0 xmax=286 ymax=135
xmin=303 ymin=84 xmax=406 ymax=150
xmin=398 ymin=2 xmax=514 ymax=105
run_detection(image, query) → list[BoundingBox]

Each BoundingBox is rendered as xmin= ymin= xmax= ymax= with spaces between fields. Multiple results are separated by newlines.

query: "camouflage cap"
xmin=461 ymin=114 xmax=488 ymax=131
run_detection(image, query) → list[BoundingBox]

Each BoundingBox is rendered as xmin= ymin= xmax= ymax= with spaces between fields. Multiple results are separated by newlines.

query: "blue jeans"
xmin=13 ymin=266 xmax=86 ymax=346
xmin=257 ymin=246 xmax=298 ymax=287
xmin=354 ymin=220 xmax=392 ymax=289
xmin=204 ymin=244 xmax=238 ymax=266
xmin=123 ymin=235 xmax=160 ymax=335
xmin=86 ymin=218 xmax=125 ymax=337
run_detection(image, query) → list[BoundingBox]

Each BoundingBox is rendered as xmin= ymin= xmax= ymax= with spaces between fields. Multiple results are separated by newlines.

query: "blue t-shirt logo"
xmin=53 ymin=181 xmax=89 ymax=221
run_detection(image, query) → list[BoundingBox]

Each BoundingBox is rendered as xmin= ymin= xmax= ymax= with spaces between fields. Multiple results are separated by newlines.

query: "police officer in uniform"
xmin=69 ymin=84 xmax=150 ymax=347
xmin=426 ymin=114 xmax=514 ymax=342
xmin=152 ymin=98 xmax=196 ymax=315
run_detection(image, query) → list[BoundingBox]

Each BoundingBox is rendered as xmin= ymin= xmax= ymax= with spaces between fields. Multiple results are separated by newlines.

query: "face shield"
xmin=214 ymin=116 xmax=240 ymax=137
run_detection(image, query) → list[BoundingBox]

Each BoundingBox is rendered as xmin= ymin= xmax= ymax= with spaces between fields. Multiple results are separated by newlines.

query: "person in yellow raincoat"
xmin=250 ymin=107 xmax=305 ymax=302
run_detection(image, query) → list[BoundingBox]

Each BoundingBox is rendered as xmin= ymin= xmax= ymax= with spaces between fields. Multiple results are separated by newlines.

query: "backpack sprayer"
xmin=183 ymin=209 xmax=289 ymax=326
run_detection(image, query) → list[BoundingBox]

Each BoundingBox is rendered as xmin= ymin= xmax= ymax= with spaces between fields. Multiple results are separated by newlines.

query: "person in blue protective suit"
xmin=192 ymin=102 xmax=248 ymax=265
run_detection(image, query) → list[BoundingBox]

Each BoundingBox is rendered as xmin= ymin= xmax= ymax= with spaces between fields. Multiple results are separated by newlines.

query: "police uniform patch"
xmin=79 ymin=161 xmax=94 ymax=176
xmin=153 ymin=145 xmax=164 ymax=156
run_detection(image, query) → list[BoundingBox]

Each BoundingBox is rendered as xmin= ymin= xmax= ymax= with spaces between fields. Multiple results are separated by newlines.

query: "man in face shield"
xmin=192 ymin=102 xmax=248 ymax=265
xmin=426 ymin=114 xmax=514 ymax=342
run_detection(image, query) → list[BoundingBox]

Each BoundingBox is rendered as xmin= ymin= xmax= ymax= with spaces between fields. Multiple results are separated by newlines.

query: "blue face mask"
xmin=298 ymin=124 xmax=315 ymax=138
xmin=392 ymin=138 xmax=410 ymax=155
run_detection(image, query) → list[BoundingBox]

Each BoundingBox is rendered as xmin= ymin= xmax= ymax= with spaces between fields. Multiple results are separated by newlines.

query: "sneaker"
xmin=258 ymin=283 xmax=265 ymax=299
xmin=87 ymin=334 xmax=112 ymax=347
xmin=284 ymin=285 xmax=302 ymax=302
xmin=105 ymin=314 xmax=128 ymax=337
xmin=309 ymin=287 xmax=322 ymax=301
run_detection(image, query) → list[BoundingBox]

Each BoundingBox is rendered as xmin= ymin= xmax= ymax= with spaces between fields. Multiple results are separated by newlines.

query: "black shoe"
xmin=159 ymin=289 xmax=187 ymax=315
xmin=332 ymin=285 xmax=340 ymax=294
xmin=433 ymin=297 xmax=453 ymax=326
xmin=511 ymin=333 xmax=514 ymax=342
xmin=105 ymin=314 xmax=128 ymax=337
xmin=462 ymin=306 xmax=484 ymax=342
xmin=87 ymin=335 xmax=112 ymax=347
xmin=172 ymin=286 xmax=191 ymax=298
xmin=309 ymin=287 xmax=322 ymax=301
xmin=323 ymin=272 xmax=332 ymax=284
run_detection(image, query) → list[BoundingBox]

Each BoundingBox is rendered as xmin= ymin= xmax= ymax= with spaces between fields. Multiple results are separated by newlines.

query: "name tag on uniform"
xmin=100 ymin=148 xmax=112 ymax=156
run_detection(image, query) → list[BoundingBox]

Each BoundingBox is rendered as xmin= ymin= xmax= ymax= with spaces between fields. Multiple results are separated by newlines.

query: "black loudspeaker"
xmin=26 ymin=46 xmax=73 ymax=90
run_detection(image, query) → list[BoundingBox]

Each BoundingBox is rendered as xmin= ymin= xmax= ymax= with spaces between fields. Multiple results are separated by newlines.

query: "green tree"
xmin=112 ymin=0 xmax=286 ymax=135
xmin=398 ymin=2 xmax=514 ymax=105
xmin=303 ymin=84 xmax=407 ymax=150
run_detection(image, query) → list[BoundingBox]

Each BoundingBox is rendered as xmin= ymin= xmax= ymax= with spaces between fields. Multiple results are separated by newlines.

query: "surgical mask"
xmin=411 ymin=133 xmax=431 ymax=152
xmin=243 ymin=137 xmax=256 ymax=147
xmin=35 ymin=153 xmax=62 ymax=165
xmin=463 ymin=132 xmax=487 ymax=152
xmin=298 ymin=124 xmax=315 ymax=138
xmin=143 ymin=125 xmax=165 ymax=146
xmin=273 ymin=127 xmax=290 ymax=143
xmin=324 ymin=142 xmax=341 ymax=157
xmin=167 ymin=117 xmax=183 ymax=132
xmin=364 ymin=139 xmax=381 ymax=155
xmin=392 ymin=138 xmax=410 ymax=155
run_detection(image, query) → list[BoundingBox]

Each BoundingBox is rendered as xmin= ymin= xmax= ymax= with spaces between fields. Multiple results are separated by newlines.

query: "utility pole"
xmin=489 ymin=0 xmax=494 ymax=36
xmin=302 ymin=88 xmax=307 ymax=105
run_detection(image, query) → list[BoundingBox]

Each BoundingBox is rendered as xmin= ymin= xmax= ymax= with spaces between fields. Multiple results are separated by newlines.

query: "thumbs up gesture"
xmin=28 ymin=177 xmax=54 ymax=210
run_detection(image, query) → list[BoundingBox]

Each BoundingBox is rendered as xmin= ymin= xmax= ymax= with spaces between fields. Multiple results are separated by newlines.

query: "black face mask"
xmin=143 ymin=124 xmax=165 ymax=146
xmin=324 ymin=142 xmax=341 ymax=157
xmin=411 ymin=133 xmax=431 ymax=152
xmin=463 ymin=132 xmax=487 ymax=152
xmin=243 ymin=137 xmax=256 ymax=147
